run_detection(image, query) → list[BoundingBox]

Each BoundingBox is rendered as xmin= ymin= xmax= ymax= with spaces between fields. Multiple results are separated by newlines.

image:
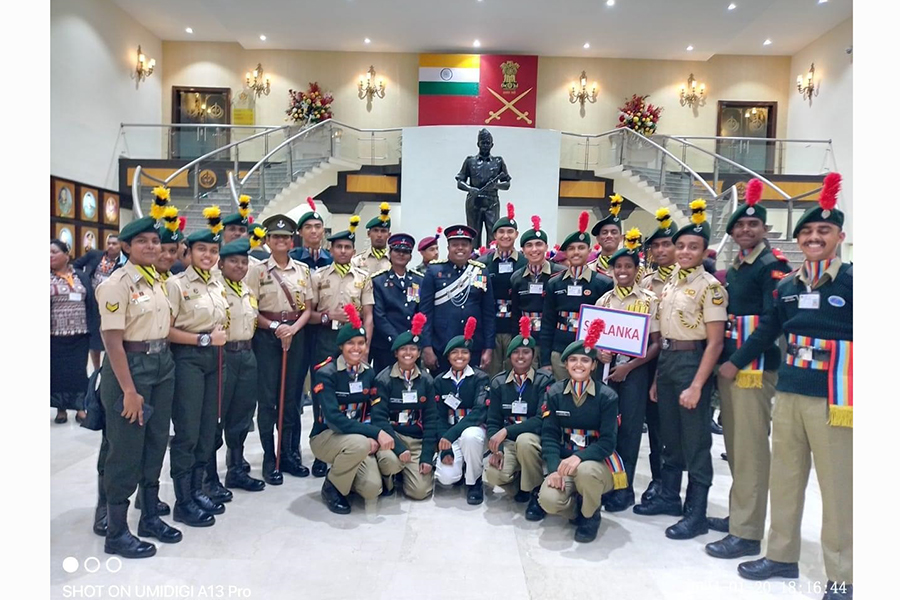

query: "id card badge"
xmin=798 ymin=293 xmax=820 ymax=310
xmin=331 ymin=319 xmax=341 ymax=330
xmin=349 ymin=380 xmax=364 ymax=394
xmin=498 ymin=262 xmax=514 ymax=274
xmin=68 ymin=292 xmax=83 ymax=302
xmin=511 ymin=400 xmax=528 ymax=415
xmin=444 ymin=394 xmax=461 ymax=410
xmin=499 ymin=303 xmax=508 ymax=314
xmin=528 ymin=283 xmax=543 ymax=295
xmin=398 ymin=412 xmax=410 ymax=425
xmin=570 ymin=433 xmax=587 ymax=448
xmin=402 ymin=390 xmax=418 ymax=404
xmin=567 ymin=285 xmax=583 ymax=297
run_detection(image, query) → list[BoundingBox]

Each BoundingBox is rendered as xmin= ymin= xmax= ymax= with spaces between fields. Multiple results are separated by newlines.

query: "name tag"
xmin=499 ymin=303 xmax=508 ymax=314
xmin=68 ymin=293 xmax=83 ymax=302
xmin=499 ymin=262 xmax=513 ymax=274
xmin=798 ymin=293 xmax=820 ymax=310
xmin=555 ymin=410 xmax=570 ymax=417
xmin=402 ymin=390 xmax=418 ymax=404
xmin=133 ymin=295 xmax=151 ymax=304
xmin=567 ymin=285 xmax=583 ymax=296
xmin=570 ymin=433 xmax=587 ymax=448
xmin=345 ymin=409 xmax=357 ymax=419
xmin=511 ymin=401 xmax=528 ymax=415
xmin=797 ymin=347 xmax=814 ymax=362
xmin=529 ymin=283 xmax=543 ymax=295
xmin=331 ymin=319 xmax=341 ymax=330
xmin=443 ymin=394 xmax=461 ymax=410
xmin=398 ymin=412 xmax=410 ymax=425
xmin=349 ymin=380 xmax=363 ymax=394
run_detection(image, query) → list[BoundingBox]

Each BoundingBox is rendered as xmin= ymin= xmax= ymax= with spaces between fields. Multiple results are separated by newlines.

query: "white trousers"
xmin=435 ymin=426 xmax=486 ymax=486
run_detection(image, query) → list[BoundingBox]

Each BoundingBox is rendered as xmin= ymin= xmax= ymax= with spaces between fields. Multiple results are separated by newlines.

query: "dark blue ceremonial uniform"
xmin=371 ymin=267 xmax=424 ymax=372
xmin=420 ymin=259 xmax=496 ymax=373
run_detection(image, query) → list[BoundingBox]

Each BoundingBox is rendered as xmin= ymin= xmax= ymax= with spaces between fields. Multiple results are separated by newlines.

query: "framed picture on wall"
xmin=79 ymin=186 xmax=99 ymax=222
xmin=102 ymin=191 xmax=120 ymax=226
xmin=103 ymin=229 xmax=119 ymax=249
xmin=52 ymin=179 xmax=76 ymax=219
xmin=79 ymin=225 xmax=99 ymax=256
xmin=54 ymin=221 xmax=76 ymax=254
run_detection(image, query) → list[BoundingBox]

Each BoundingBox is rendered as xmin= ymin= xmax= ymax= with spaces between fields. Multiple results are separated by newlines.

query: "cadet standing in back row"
xmin=350 ymin=202 xmax=392 ymax=275
xmin=371 ymin=233 xmax=423 ymax=374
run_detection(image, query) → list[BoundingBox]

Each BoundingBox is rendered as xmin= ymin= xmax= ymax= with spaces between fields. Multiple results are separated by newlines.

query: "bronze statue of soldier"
xmin=455 ymin=129 xmax=512 ymax=247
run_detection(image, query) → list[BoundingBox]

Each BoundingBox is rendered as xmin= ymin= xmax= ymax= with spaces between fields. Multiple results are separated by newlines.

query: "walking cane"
xmin=275 ymin=347 xmax=288 ymax=471
xmin=217 ymin=347 xmax=224 ymax=422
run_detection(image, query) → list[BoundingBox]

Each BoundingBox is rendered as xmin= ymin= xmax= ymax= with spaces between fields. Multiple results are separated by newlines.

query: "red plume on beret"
xmin=507 ymin=202 xmax=515 ymax=220
xmin=178 ymin=216 xmax=187 ymax=231
xmin=553 ymin=244 xmax=560 ymax=250
xmin=593 ymin=244 xmax=600 ymax=251
xmin=343 ymin=304 xmax=363 ymax=330
xmin=746 ymin=178 xmax=763 ymax=207
xmin=519 ymin=316 xmax=531 ymax=340
xmin=248 ymin=216 xmax=254 ymax=224
xmin=584 ymin=319 xmax=605 ymax=351
xmin=464 ymin=317 xmax=477 ymax=342
xmin=307 ymin=196 xmax=317 ymax=212
xmin=411 ymin=313 xmax=427 ymax=336
xmin=436 ymin=226 xmax=443 ymax=235
xmin=531 ymin=215 xmax=541 ymax=231
xmin=479 ymin=246 xmax=487 ymax=255
xmin=819 ymin=172 xmax=842 ymax=211
xmin=578 ymin=211 xmax=589 ymax=234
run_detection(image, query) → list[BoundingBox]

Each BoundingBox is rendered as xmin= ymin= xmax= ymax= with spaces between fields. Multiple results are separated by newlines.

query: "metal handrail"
xmin=665 ymin=135 xmax=832 ymax=144
xmin=163 ymin=127 xmax=288 ymax=186
xmin=714 ymin=186 xmax=740 ymax=258
xmin=238 ymin=119 xmax=335 ymax=186
xmin=130 ymin=165 xmax=166 ymax=218
xmin=121 ymin=123 xmax=288 ymax=131
xmin=621 ymin=129 xmax=717 ymax=197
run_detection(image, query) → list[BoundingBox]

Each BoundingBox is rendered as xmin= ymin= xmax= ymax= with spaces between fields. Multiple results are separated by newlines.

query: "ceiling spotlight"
xmin=686 ymin=45 xmax=694 ymax=51
xmin=185 ymin=27 xmax=193 ymax=34
xmin=763 ymin=39 xmax=772 ymax=46
xmin=473 ymin=39 xmax=481 ymax=48
xmin=259 ymin=34 xmax=267 ymax=41
xmin=364 ymin=38 xmax=371 ymax=44
xmin=606 ymin=0 xmax=615 ymax=6
xmin=818 ymin=0 xmax=828 ymax=4
xmin=583 ymin=42 xmax=590 ymax=49
xmin=728 ymin=3 xmax=736 ymax=10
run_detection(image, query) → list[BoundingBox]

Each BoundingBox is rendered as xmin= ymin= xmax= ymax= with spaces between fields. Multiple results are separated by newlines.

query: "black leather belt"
xmin=660 ymin=338 xmax=705 ymax=352
xmin=123 ymin=339 xmax=169 ymax=354
xmin=225 ymin=340 xmax=253 ymax=352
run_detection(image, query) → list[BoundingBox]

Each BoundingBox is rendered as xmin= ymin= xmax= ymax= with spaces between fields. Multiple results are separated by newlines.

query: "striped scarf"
xmin=571 ymin=380 xmax=588 ymax=400
xmin=513 ymin=373 xmax=527 ymax=389
xmin=334 ymin=262 xmax=351 ymax=277
xmin=401 ymin=368 xmax=415 ymax=388
xmin=135 ymin=264 xmax=160 ymax=287
xmin=499 ymin=251 xmax=511 ymax=261
xmin=568 ymin=265 xmax=585 ymax=280
xmin=371 ymin=247 xmax=386 ymax=260
xmin=159 ymin=271 xmax=170 ymax=282
xmin=597 ymin=255 xmax=610 ymax=270
xmin=450 ymin=370 xmax=466 ymax=386
xmin=307 ymin=247 xmax=320 ymax=263
xmin=528 ymin=263 xmax=544 ymax=279
xmin=786 ymin=333 xmax=853 ymax=428
xmin=678 ymin=266 xmax=698 ymax=280
xmin=656 ymin=264 xmax=675 ymax=281
xmin=739 ymin=248 xmax=754 ymax=261
xmin=225 ymin=278 xmax=243 ymax=297
xmin=193 ymin=266 xmax=211 ymax=283
xmin=614 ymin=285 xmax=634 ymax=300
xmin=802 ymin=259 xmax=834 ymax=289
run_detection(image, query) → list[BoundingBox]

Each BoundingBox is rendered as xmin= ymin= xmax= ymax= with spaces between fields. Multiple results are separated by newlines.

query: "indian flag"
xmin=418 ymin=54 xmax=480 ymax=96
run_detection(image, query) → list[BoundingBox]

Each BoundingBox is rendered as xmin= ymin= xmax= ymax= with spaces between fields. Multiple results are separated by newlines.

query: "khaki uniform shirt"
xmin=587 ymin=254 xmax=612 ymax=276
xmin=96 ymin=262 xmax=171 ymax=341
xmin=247 ymin=256 xmax=314 ymax=313
xmin=223 ymin=279 xmax=258 ymax=342
xmin=351 ymin=247 xmax=390 ymax=275
xmin=597 ymin=286 xmax=660 ymax=334
xmin=312 ymin=264 xmax=374 ymax=330
xmin=167 ymin=268 xmax=229 ymax=333
xmin=658 ymin=267 xmax=728 ymax=341
xmin=640 ymin=265 xmax=676 ymax=297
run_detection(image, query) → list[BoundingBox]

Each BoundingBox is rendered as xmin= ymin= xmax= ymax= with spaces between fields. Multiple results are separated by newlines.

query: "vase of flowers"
xmin=616 ymin=94 xmax=662 ymax=137
xmin=286 ymin=82 xmax=334 ymax=130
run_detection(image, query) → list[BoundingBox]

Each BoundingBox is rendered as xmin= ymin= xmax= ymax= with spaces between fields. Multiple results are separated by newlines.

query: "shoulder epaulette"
xmin=776 ymin=270 xmax=800 ymax=291
xmin=469 ymin=259 xmax=486 ymax=268
xmin=410 ymin=268 xmax=425 ymax=278
xmin=313 ymin=356 xmax=333 ymax=371
xmin=370 ymin=267 xmax=391 ymax=279
xmin=430 ymin=258 xmax=448 ymax=265
xmin=771 ymin=248 xmax=790 ymax=263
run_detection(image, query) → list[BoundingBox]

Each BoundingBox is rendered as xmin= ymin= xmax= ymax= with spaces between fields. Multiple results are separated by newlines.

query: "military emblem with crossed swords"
xmin=485 ymin=87 xmax=533 ymax=125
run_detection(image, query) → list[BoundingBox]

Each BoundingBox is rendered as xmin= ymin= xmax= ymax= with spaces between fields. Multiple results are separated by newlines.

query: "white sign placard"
xmin=576 ymin=304 xmax=651 ymax=358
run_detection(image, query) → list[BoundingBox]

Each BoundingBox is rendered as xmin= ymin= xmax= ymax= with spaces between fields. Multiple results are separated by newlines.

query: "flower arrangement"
xmin=286 ymin=82 xmax=334 ymax=125
xmin=617 ymin=94 xmax=662 ymax=136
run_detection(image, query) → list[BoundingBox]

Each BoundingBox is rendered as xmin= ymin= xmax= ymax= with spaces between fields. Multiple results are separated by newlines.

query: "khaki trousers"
xmin=538 ymin=460 xmax=613 ymax=519
xmin=550 ymin=351 xmax=568 ymax=381
xmin=484 ymin=432 xmax=544 ymax=492
xmin=765 ymin=392 xmax=853 ymax=584
xmin=718 ymin=370 xmax=777 ymax=540
xmin=376 ymin=433 xmax=434 ymax=500
xmin=489 ymin=333 xmax=513 ymax=376
xmin=310 ymin=430 xmax=382 ymax=500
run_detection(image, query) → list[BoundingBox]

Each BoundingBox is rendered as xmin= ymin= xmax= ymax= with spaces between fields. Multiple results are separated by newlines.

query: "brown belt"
xmin=225 ymin=340 xmax=253 ymax=352
xmin=123 ymin=339 xmax=169 ymax=354
xmin=660 ymin=338 xmax=705 ymax=352
xmin=260 ymin=310 xmax=301 ymax=323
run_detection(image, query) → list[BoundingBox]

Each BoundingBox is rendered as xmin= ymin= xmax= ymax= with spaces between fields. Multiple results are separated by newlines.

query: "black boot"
xmin=574 ymin=502 xmax=602 ymax=543
xmin=634 ymin=467 xmax=682 ymax=517
xmin=321 ymin=478 xmax=351 ymax=514
xmin=262 ymin=453 xmax=283 ymax=486
xmin=525 ymin=488 xmax=545 ymax=521
xmin=137 ymin=486 xmax=182 ymax=544
xmin=737 ymin=557 xmax=799 ymax=581
xmin=640 ymin=479 xmax=662 ymax=504
xmin=380 ymin=476 xmax=396 ymax=497
xmin=204 ymin=458 xmax=233 ymax=504
xmin=93 ymin=473 xmax=108 ymax=536
xmin=191 ymin=467 xmax=225 ymax=515
xmin=466 ymin=477 xmax=484 ymax=505
xmin=225 ymin=447 xmax=265 ymax=492
xmin=280 ymin=451 xmax=310 ymax=478
xmin=666 ymin=482 xmax=709 ymax=539
xmin=705 ymin=534 xmax=761 ymax=559
xmin=134 ymin=486 xmax=171 ymax=516
xmin=312 ymin=458 xmax=329 ymax=478
xmin=513 ymin=485 xmax=531 ymax=503
xmin=104 ymin=501 xmax=156 ymax=559
xmin=708 ymin=515 xmax=730 ymax=533
xmin=602 ymin=488 xmax=635 ymax=512
xmin=172 ymin=473 xmax=215 ymax=527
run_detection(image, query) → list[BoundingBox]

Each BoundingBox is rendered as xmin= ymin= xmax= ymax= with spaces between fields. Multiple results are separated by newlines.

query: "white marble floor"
xmin=50 ymin=408 xmax=829 ymax=600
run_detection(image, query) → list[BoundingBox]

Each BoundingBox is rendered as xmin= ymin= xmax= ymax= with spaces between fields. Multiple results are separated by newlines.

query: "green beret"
xmin=520 ymin=228 xmax=547 ymax=246
xmin=329 ymin=215 xmax=361 ymax=243
xmin=159 ymin=225 xmax=183 ymax=245
xmin=187 ymin=227 xmax=222 ymax=246
xmin=792 ymin=205 xmax=844 ymax=238
xmin=391 ymin=330 xmax=420 ymax=352
xmin=336 ymin=322 xmax=367 ymax=346
xmin=725 ymin=203 xmax=768 ymax=235
xmin=646 ymin=223 xmax=677 ymax=244
xmin=119 ymin=216 xmax=159 ymax=243
xmin=609 ymin=246 xmax=641 ymax=266
xmin=219 ymin=238 xmax=251 ymax=258
xmin=262 ymin=214 xmax=297 ymax=235
xmin=673 ymin=221 xmax=710 ymax=243
xmin=367 ymin=203 xmax=392 ymax=230
xmin=492 ymin=203 xmax=519 ymax=234
xmin=560 ymin=339 xmax=597 ymax=362
xmin=221 ymin=213 xmax=250 ymax=228
xmin=560 ymin=230 xmax=591 ymax=251
xmin=591 ymin=213 xmax=622 ymax=235
xmin=505 ymin=333 xmax=535 ymax=358
xmin=443 ymin=334 xmax=473 ymax=356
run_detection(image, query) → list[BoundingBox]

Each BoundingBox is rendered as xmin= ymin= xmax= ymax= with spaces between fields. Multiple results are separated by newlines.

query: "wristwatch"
xmin=197 ymin=333 xmax=212 ymax=347
xmin=321 ymin=313 xmax=330 ymax=325
xmin=269 ymin=320 xmax=281 ymax=331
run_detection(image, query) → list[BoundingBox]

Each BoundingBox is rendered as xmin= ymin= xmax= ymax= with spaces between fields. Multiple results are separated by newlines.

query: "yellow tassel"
xmin=203 ymin=205 xmax=221 ymax=219
xmin=349 ymin=214 xmax=360 ymax=235
xmin=252 ymin=226 xmax=267 ymax=240
xmin=238 ymin=206 xmax=250 ymax=218
xmin=655 ymin=207 xmax=673 ymax=229
xmin=612 ymin=471 xmax=629 ymax=491
xmin=735 ymin=370 xmax=764 ymax=389
xmin=609 ymin=193 xmax=623 ymax=216
xmin=152 ymin=186 xmax=170 ymax=201
xmin=827 ymin=405 xmax=853 ymax=428
xmin=249 ymin=236 xmax=262 ymax=249
xmin=211 ymin=223 xmax=224 ymax=235
xmin=238 ymin=194 xmax=251 ymax=206
xmin=624 ymin=227 xmax=642 ymax=250
xmin=379 ymin=201 xmax=390 ymax=212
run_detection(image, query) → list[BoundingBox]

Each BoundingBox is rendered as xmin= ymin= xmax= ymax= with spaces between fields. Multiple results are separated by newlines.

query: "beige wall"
xmin=162 ymin=43 xmax=792 ymax=138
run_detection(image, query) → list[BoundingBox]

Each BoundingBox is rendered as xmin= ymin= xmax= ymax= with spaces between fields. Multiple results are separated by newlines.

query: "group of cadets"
xmin=90 ymin=177 xmax=852 ymax=599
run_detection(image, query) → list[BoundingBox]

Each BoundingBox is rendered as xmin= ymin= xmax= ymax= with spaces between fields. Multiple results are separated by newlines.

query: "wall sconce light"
xmin=135 ymin=45 xmax=156 ymax=82
xmin=569 ymin=71 xmax=598 ymax=107
xmin=679 ymin=73 xmax=705 ymax=107
xmin=246 ymin=63 xmax=271 ymax=97
xmin=797 ymin=63 xmax=819 ymax=101
xmin=358 ymin=66 xmax=386 ymax=101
